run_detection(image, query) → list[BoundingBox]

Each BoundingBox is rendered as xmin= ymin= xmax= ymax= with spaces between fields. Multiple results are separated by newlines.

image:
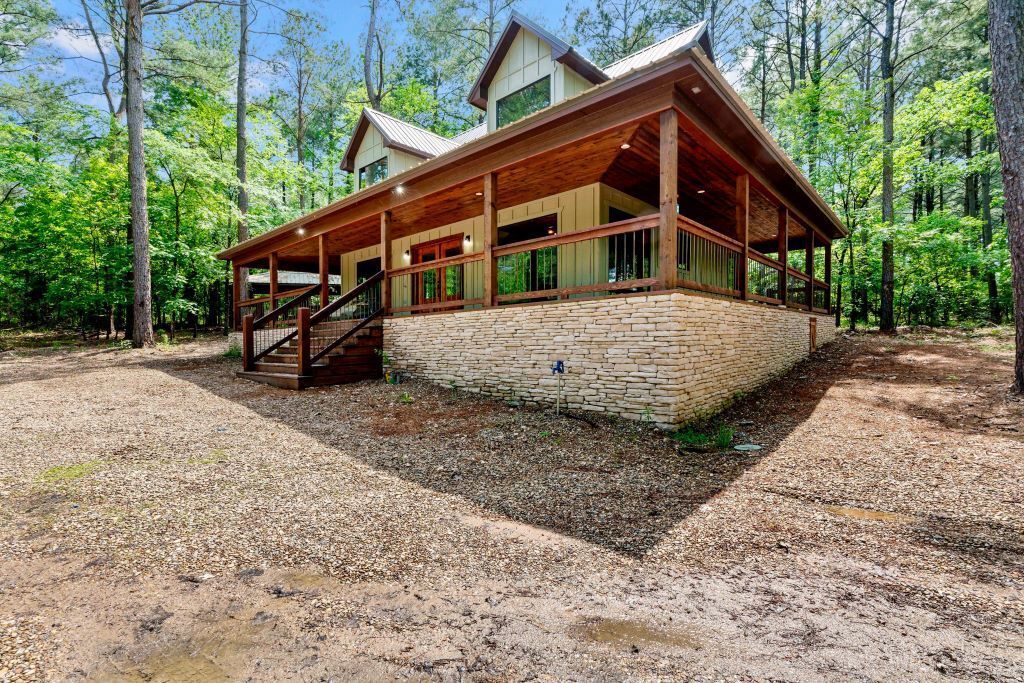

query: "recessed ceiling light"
xmin=394 ymin=185 xmax=405 ymax=195
xmin=697 ymin=189 xmax=706 ymax=194
xmin=296 ymin=227 xmax=306 ymax=235
xmin=620 ymin=143 xmax=631 ymax=150
xmin=475 ymin=191 xmax=483 ymax=196
xmin=691 ymin=86 xmax=702 ymax=95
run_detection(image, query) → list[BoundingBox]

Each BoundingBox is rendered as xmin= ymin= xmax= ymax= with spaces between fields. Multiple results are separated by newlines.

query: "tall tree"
xmin=988 ymin=0 xmax=1023 ymax=391
xmin=234 ymin=0 xmax=248 ymax=307
xmin=363 ymin=0 xmax=382 ymax=109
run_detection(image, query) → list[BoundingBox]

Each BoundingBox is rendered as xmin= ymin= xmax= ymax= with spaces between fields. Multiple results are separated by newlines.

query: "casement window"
xmin=358 ymin=157 xmax=388 ymax=189
xmin=495 ymin=76 xmax=551 ymax=128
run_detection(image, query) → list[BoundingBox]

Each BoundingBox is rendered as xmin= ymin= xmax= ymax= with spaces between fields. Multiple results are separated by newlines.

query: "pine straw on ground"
xmin=0 ymin=329 xmax=1021 ymax=681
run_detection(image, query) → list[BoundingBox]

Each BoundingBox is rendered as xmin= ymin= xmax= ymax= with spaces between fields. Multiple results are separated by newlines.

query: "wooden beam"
xmin=241 ymin=314 xmax=254 ymax=370
xmin=232 ymin=263 xmax=241 ymax=331
xmin=318 ymin=234 xmax=329 ymax=306
xmin=380 ymin=211 xmax=392 ymax=315
xmin=658 ymin=108 xmax=679 ymax=289
xmin=805 ymin=230 xmax=814 ymax=310
xmin=778 ymin=207 xmax=788 ymax=306
xmin=736 ymin=173 xmax=750 ymax=299
xmin=269 ymin=252 xmax=279 ymax=304
xmin=483 ymin=173 xmax=498 ymax=306
xmin=824 ymin=240 xmax=832 ymax=314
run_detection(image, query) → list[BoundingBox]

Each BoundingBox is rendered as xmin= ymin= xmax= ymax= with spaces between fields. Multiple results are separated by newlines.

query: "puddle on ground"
xmin=101 ymin=616 xmax=267 ymax=682
xmin=825 ymin=505 xmax=912 ymax=523
xmin=573 ymin=617 xmax=702 ymax=650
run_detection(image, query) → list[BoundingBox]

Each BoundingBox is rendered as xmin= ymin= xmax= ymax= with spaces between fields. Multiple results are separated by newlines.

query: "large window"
xmin=358 ymin=157 xmax=388 ymax=189
xmin=497 ymin=214 xmax=558 ymax=297
xmin=495 ymin=76 xmax=551 ymax=128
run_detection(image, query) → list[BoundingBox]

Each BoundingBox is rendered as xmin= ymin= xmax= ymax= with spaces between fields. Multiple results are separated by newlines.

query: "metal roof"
xmin=363 ymin=109 xmax=461 ymax=158
xmin=603 ymin=21 xmax=709 ymax=78
xmin=249 ymin=271 xmax=341 ymax=285
xmin=451 ymin=123 xmax=488 ymax=145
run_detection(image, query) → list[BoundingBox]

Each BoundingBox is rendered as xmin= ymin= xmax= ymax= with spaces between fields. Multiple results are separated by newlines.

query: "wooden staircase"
xmin=236 ymin=321 xmax=383 ymax=389
xmin=237 ymin=271 xmax=385 ymax=390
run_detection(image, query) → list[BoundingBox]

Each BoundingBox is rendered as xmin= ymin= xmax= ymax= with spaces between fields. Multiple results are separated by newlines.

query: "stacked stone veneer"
xmin=383 ymin=292 xmax=836 ymax=428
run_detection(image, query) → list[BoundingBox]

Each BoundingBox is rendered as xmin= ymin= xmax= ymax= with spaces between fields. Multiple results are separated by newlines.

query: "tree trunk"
xmin=989 ymin=0 xmax=1024 ymax=392
xmin=125 ymin=0 xmax=155 ymax=348
xmin=235 ymin=0 xmax=249 ymax=301
xmin=981 ymin=132 xmax=1001 ymax=323
xmin=363 ymin=0 xmax=381 ymax=109
xmin=879 ymin=0 xmax=896 ymax=334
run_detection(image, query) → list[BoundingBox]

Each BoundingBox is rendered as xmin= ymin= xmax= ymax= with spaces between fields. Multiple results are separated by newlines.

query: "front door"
xmin=412 ymin=236 xmax=463 ymax=308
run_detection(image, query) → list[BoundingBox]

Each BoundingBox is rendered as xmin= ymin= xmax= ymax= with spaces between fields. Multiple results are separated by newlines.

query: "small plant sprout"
xmin=399 ymin=391 xmax=413 ymax=404
xmin=714 ymin=425 xmax=735 ymax=449
xmin=640 ymin=406 xmax=654 ymax=423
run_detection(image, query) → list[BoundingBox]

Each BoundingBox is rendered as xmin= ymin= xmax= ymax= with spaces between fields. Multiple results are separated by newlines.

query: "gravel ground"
xmin=0 ymin=329 xmax=1021 ymax=681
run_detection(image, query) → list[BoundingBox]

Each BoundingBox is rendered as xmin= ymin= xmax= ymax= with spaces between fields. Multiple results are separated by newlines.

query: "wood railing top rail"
xmin=387 ymin=251 xmax=484 ymax=278
xmin=492 ymin=214 xmax=659 ymax=258
xmin=786 ymin=267 xmax=811 ymax=282
xmin=253 ymin=284 xmax=318 ymax=329
xmin=677 ymin=215 xmax=744 ymax=252
xmin=748 ymin=249 xmax=784 ymax=269
xmin=495 ymin=277 xmax=658 ymax=303
xmin=237 ymin=294 xmax=273 ymax=307
xmin=309 ymin=270 xmax=384 ymax=326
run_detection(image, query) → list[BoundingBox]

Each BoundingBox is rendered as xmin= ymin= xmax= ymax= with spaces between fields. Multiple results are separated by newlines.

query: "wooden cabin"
xmin=219 ymin=13 xmax=845 ymax=427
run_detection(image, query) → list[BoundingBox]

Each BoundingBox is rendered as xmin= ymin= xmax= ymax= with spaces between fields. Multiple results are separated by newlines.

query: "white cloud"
xmin=49 ymin=27 xmax=109 ymax=61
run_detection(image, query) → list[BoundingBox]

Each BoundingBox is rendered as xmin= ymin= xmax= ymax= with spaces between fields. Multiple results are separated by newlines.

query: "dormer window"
xmin=495 ymin=76 xmax=551 ymax=128
xmin=358 ymin=157 xmax=388 ymax=189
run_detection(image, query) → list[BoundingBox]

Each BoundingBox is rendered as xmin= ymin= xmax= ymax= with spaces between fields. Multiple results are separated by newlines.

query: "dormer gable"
xmin=340 ymin=108 xmax=459 ymax=189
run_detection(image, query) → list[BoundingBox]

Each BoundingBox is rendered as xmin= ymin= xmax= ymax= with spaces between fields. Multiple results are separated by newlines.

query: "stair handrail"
xmin=308 ymin=270 xmax=384 ymax=326
xmin=243 ymin=284 xmax=319 ymax=369
xmin=300 ymin=270 xmax=386 ymax=370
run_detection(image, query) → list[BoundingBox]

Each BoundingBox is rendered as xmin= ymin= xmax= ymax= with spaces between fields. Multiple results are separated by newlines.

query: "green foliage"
xmin=39 ymin=461 xmax=101 ymax=483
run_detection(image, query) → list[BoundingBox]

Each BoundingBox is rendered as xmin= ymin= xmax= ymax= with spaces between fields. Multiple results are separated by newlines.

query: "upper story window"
xmin=358 ymin=157 xmax=388 ymax=189
xmin=496 ymin=76 xmax=551 ymax=128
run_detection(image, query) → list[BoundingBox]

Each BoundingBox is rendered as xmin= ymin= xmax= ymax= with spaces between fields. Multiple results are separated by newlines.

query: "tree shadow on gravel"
xmin=137 ymin=342 xmax=850 ymax=559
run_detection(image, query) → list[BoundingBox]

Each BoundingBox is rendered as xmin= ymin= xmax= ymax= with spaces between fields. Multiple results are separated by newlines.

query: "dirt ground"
xmin=0 ymin=328 xmax=1021 ymax=681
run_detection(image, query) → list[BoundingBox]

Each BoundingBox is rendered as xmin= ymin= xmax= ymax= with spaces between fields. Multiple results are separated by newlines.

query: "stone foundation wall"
xmin=383 ymin=293 xmax=836 ymax=427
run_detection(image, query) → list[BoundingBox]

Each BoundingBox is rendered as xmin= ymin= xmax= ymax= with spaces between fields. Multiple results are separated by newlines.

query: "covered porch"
xmin=224 ymin=52 xmax=841 ymax=385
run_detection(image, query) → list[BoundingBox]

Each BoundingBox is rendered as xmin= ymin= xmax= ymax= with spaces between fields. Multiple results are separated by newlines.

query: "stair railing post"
xmin=296 ymin=307 xmax=311 ymax=376
xmin=242 ymin=314 xmax=255 ymax=371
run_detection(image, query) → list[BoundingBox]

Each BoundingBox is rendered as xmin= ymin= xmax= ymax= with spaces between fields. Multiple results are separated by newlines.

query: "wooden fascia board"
xmin=339 ymin=112 xmax=372 ymax=172
xmin=221 ymin=59 xmax=688 ymax=266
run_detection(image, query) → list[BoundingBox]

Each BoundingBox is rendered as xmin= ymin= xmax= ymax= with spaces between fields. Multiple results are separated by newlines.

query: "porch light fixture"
xmin=620 ymin=143 xmax=631 ymax=150
xmin=403 ymin=249 xmax=411 ymax=260
xmin=464 ymin=234 xmax=472 ymax=244
xmin=691 ymin=86 xmax=702 ymax=95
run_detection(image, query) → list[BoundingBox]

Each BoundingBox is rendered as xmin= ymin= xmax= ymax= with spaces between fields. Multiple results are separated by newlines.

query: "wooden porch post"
xmin=241 ymin=314 xmax=254 ymax=370
xmin=483 ymin=173 xmax=498 ymax=306
xmin=232 ymin=263 xmax=241 ymax=330
xmin=269 ymin=251 xmax=279 ymax=305
xmin=380 ymin=211 xmax=392 ymax=315
xmin=778 ymin=207 xmax=788 ymax=306
xmin=296 ymin=307 xmax=311 ymax=376
xmin=805 ymin=230 xmax=814 ymax=310
xmin=824 ymin=239 xmax=832 ymax=314
xmin=658 ymin=108 xmax=679 ymax=290
xmin=318 ymin=234 xmax=329 ymax=306
xmin=736 ymin=174 xmax=750 ymax=299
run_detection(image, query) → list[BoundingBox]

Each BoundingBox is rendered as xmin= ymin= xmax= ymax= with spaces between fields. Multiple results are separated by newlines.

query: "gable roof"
xmin=451 ymin=123 xmax=487 ymax=145
xmin=468 ymin=11 xmax=608 ymax=109
xmin=602 ymin=21 xmax=712 ymax=78
xmin=340 ymin=108 xmax=460 ymax=172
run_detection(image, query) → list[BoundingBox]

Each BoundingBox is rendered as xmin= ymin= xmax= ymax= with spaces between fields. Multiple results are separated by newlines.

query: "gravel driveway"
xmin=0 ymin=329 xmax=1021 ymax=681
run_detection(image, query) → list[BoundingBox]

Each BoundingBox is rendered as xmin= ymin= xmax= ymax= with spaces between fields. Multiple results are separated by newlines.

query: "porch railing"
xmin=387 ymin=252 xmax=486 ymax=314
xmin=746 ymin=251 xmax=784 ymax=304
xmin=677 ymin=216 xmax=742 ymax=297
xmin=492 ymin=214 xmax=659 ymax=304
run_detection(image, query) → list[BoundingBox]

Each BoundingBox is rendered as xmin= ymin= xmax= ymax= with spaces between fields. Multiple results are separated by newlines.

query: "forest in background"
xmin=0 ymin=0 xmax=1017 ymax=341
